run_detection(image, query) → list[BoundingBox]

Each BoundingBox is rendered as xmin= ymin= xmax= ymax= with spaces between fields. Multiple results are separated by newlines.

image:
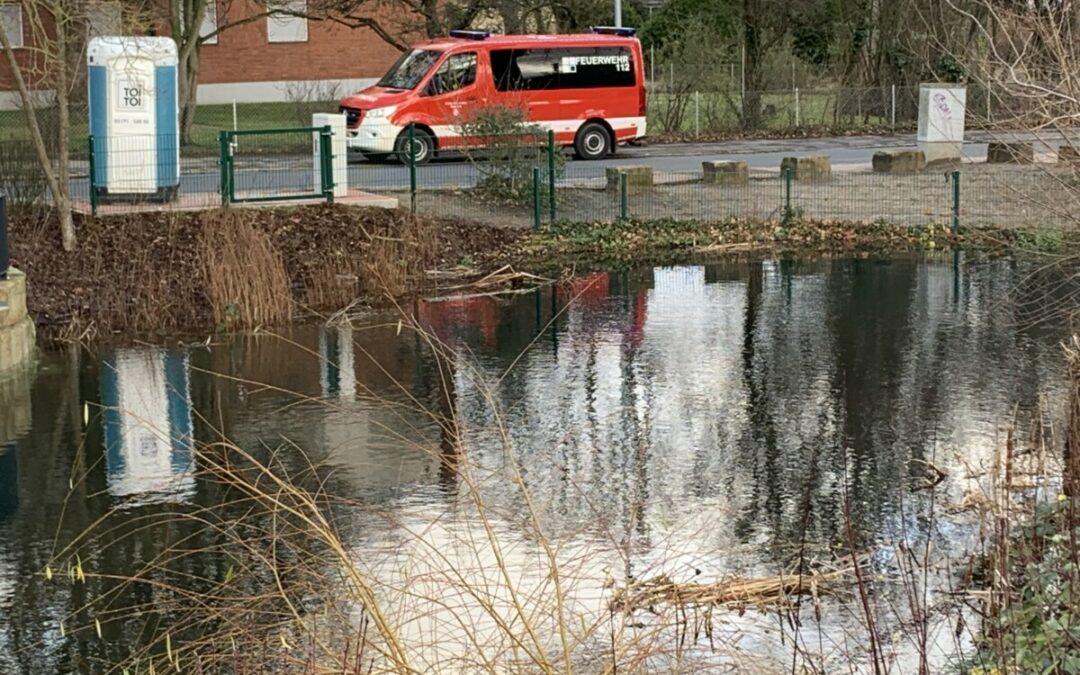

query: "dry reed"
xmin=200 ymin=209 xmax=292 ymax=328
xmin=609 ymin=567 xmax=856 ymax=613
xmin=356 ymin=212 xmax=440 ymax=298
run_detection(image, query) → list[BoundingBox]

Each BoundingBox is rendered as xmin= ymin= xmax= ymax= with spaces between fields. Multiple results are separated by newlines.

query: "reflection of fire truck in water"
xmin=417 ymin=295 xmax=500 ymax=348
xmin=557 ymin=272 xmax=609 ymax=305
xmin=418 ymin=271 xmax=651 ymax=352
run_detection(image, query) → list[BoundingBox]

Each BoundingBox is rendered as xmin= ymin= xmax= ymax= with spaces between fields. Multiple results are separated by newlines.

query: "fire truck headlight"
xmin=366 ymin=106 xmax=395 ymax=120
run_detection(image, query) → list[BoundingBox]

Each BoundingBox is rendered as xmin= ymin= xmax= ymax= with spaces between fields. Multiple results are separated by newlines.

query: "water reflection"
xmin=100 ymin=349 xmax=195 ymax=505
xmin=0 ymin=363 xmax=32 ymax=525
xmin=319 ymin=324 xmax=356 ymax=401
xmin=453 ymin=257 xmax=1067 ymax=561
xmin=0 ymin=444 xmax=16 ymax=526
xmin=0 ymin=254 xmax=1075 ymax=672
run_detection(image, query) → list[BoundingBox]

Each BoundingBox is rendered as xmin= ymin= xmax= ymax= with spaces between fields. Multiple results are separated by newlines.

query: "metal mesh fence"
xmin=4 ymin=105 xmax=1080 ymax=232
xmin=380 ymin=158 xmax=1080 ymax=232
xmin=71 ymin=134 xmax=220 ymax=214
xmin=646 ymin=86 xmax=924 ymax=135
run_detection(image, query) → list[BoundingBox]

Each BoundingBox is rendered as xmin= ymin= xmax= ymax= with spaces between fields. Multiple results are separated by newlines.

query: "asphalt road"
xmin=71 ymin=129 xmax=1076 ymax=200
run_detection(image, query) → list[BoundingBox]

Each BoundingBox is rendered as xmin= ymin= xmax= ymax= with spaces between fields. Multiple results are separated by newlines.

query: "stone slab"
xmin=872 ymin=149 xmax=927 ymax=173
xmin=606 ymin=166 xmax=654 ymax=194
xmin=703 ymin=160 xmax=749 ymax=185
xmin=987 ymin=142 xmax=1034 ymax=164
xmin=780 ymin=155 xmax=831 ymax=181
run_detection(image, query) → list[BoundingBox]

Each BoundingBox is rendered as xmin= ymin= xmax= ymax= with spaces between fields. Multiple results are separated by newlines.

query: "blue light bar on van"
xmin=449 ymin=30 xmax=491 ymax=40
xmin=591 ymin=26 xmax=637 ymax=37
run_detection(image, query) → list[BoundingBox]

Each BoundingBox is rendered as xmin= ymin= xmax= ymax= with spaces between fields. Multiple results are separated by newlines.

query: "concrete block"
xmin=780 ymin=155 xmax=831 ymax=181
xmin=872 ymin=149 xmax=927 ymax=173
xmin=987 ymin=142 xmax=1034 ymax=164
xmin=0 ymin=316 xmax=35 ymax=376
xmin=703 ymin=160 xmax=749 ymax=185
xmin=0 ymin=268 xmax=28 ymax=330
xmin=0 ymin=269 xmax=36 ymax=375
xmin=606 ymin=166 xmax=654 ymax=194
xmin=920 ymin=141 xmax=963 ymax=166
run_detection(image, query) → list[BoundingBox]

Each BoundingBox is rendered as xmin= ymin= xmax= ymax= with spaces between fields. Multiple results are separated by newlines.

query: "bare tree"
xmin=166 ymin=0 xmax=461 ymax=144
xmin=945 ymin=0 xmax=1080 ymax=130
xmin=0 ymin=0 xmax=81 ymax=251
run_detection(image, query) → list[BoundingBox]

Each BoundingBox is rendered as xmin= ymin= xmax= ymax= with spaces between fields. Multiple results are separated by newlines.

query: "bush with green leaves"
xmin=457 ymin=105 xmax=564 ymax=207
xmin=965 ymin=497 xmax=1080 ymax=675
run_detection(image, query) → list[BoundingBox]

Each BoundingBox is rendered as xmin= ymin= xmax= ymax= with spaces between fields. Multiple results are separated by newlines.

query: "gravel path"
xmin=407 ymin=164 xmax=1080 ymax=230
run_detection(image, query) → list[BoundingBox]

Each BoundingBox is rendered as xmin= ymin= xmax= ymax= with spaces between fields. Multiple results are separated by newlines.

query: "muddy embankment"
xmin=10 ymin=205 xmax=519 ymax=340
xmin=9 ymin=203 xmax=1036 ymax=341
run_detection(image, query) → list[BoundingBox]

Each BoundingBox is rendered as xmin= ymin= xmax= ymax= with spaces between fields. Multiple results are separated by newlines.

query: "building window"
xmin=0 ymin=4 xmax=23 ymax=49
xmin=199 ymin=0 xmax=218 ymax=45
xmin=86 ymin=2 xmax=122 ymax=38
xmin=179 ymin=0 xmax=217 ymax=45
xmin=267 ymin=0 xmax=307 ymax=44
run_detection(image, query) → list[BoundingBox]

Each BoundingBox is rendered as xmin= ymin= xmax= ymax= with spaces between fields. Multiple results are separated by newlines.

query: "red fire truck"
xmin=339 ymin=27 xmax=646 ymax=164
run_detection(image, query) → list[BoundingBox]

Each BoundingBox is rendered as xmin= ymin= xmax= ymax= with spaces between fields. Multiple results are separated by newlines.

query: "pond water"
xmin=0 ymin=253 xmax=1073 ymax=673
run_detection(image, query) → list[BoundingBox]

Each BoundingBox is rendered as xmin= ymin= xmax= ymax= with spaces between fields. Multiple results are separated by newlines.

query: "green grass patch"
xmin=521 ymin=216 xmax=951 ymax=267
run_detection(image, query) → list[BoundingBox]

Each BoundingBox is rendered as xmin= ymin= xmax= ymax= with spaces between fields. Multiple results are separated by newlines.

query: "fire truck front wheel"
xmin=394 ymin=127 xmax=435 ymax=165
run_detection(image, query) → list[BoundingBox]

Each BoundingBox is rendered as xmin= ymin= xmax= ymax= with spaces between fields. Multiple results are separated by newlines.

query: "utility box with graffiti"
xmin=917 ymin=84 xmax=966 ymax=164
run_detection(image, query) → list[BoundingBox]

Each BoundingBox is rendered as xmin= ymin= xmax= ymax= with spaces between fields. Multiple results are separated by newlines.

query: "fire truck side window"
xmin=426 ymin=52 xmax=477 ymax=96
xmin=491 ymin=47 xmax=635 ymax=92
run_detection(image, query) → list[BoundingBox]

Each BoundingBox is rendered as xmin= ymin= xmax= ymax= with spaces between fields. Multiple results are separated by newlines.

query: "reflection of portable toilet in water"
xmin=100 ymin=349 xmax=195 ymax=503
xmin=320 ymin=326 xmax=356 ymax=401
xmin=87 ymin=37 xmax=180 ymax=203
xmin=0 ymin=443 xmax=17 ymax=524
xmin=917 ymin=83 xmax=966 ymax=165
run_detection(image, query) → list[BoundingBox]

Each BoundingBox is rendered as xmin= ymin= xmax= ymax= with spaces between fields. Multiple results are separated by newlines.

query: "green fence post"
xmin=320 ymin=125 xmax=334 ymax=204
xmin=218 ymin=130 xmax=231 ymax=207
xmin=547 ymin=129 xmax=556 ymax=222
xmin=783 ymin=167 xmax=793 ymax=221
xmin=408 ymin=124 xmax=417 ymax=215
xmin=532 ymin=166 xmax=541 ymax=229
xmin=619 ymin=172 xmax=628 ymax=220
xmin=951 ymin=169 xmax=961 ymax=234
xmin=87 ymin=135 xmax=98 ymax=217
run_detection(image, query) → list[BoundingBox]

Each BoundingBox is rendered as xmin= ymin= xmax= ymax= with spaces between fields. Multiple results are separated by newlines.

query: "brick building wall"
xmin=194 ymin=0 xmax=415 ymax=103
xmin=0 ymin=1 xmax=418 ymax=108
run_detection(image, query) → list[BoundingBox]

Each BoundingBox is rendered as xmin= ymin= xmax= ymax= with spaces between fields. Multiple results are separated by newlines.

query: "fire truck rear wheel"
xmin=574 ymin=122 xmax=611 ymax=160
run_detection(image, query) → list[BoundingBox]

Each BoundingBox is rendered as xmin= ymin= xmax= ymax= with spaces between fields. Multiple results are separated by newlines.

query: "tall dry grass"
xmin=201 ymin=209 xmax=293 ymax=328
xmin=355 ymin=213 xmax=441 ymax=299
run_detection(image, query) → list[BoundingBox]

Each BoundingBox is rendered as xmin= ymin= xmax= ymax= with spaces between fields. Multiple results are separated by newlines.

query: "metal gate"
xmin=218 ymin=126 xmax=335 ymax=205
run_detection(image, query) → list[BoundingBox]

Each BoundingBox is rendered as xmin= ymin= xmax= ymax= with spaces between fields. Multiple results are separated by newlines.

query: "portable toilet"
xmin=87 ymin=37 xmax=180 ymax=203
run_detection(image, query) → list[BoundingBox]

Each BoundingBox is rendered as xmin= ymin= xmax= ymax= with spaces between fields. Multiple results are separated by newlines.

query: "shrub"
xmin=0 ymin=139 xmax=50 ymax=207
xmin=457 ymin=105 xmax=565 ymax=207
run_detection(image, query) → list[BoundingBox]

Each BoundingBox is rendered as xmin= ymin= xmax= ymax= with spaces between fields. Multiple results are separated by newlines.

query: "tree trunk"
xmin=174 ymin=0 xmax=206 ymax=146
xmin=54 ymin=4 xmax=75 ymax=251
xmin=0 ymin=3 xmax=76 ymax=250
xmin=741 ymin=0 xmax=764 ymax=130
xmin=179 ymin=47 xmax=200 ymax=145
xmin=1066 ymin=337 xmax=1080 ymax=498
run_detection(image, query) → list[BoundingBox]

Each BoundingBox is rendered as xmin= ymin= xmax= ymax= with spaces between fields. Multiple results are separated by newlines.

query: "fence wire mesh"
xmin=4 ymin=105 xmax=1080 ymax=233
